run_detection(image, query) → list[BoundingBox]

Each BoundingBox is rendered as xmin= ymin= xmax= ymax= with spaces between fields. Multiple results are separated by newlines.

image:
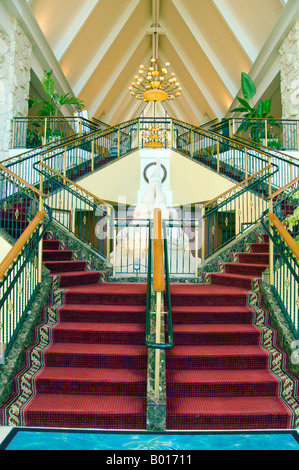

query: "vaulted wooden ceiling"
xmin=27 ymin=0 xmax=289 ymax=126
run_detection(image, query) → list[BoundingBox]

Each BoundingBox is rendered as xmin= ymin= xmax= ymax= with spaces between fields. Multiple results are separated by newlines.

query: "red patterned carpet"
xmin=1 ymin=231 xmax=298 ymax=430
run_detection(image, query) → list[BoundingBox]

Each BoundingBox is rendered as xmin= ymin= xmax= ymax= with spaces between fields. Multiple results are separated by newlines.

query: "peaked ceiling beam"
xmin=171 ymin=0 xmax=238 ymax=98
xmin=212 ymin=0 xmax=258 ymax=62
xmin=89 ymin=25 xmax=151 ymax=118
xmin=160 ymin=21 xmax=225 ymax=119
xmin=54 ymin=0 xmax=98 ymax=61
xmin=73 ymin=0 xmax=140 ymax=96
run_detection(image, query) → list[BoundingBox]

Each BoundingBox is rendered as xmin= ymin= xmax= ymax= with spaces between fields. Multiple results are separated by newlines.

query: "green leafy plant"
xmin=231 ymin=72 xmax=280 ymax=143
xmin=284 ymin=190 xmax=299 ymax=245
xmin=29 ymin=70 xmax=84 ymax=117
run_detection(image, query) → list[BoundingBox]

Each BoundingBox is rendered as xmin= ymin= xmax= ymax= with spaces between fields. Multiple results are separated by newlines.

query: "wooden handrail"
xmin=203 ymin=165 xmax=271 ymax=208
xmin=153 ymin=208 xmax=165 ymax=292
xmin=268 ymin=176 xmax=299 ymax=201
xmin=0 ymin=164 xmax=47 ymax=198
xmin=39 ymin=162 xmax=113 ymax=210
xmin=268 ymin=212 xmax=299 ymax=261
xmin=0 ymin=211 xmax=46 ymax=280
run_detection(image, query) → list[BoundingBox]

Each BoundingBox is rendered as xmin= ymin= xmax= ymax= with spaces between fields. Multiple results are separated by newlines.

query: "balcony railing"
xmin=211 ymin=118 xmax=299 ymax=151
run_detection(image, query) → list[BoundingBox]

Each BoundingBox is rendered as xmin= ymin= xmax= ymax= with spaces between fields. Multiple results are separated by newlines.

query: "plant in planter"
xmin=284 ymin=189 xmax=299 ymax=245
xmin=231 ymin=72 xmax=281 ymax=145
xmin=29 ymin=70 xmax=85 ymax=142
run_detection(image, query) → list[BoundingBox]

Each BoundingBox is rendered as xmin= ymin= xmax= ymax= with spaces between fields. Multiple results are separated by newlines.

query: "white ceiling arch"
xmin=6 ymin=0 xmax=298 ymax=125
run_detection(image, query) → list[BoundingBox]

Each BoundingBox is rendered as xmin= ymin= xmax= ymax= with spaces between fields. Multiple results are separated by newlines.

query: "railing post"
xmin=245 ymin=147 xmax=248 ymax=183
xmin=38 ymin=196 xmax=44 ymax=283
xmin=154 ymin=290 xmax=162 ymax=396
xmin=91 ymin=139 xmax=95 ymax=172
xmin=43 ymin=118 xmax=48 ymax=145
xmin=137 ymin=119 xmax=140 ymax=148
xmin=190 ymin=130 xmax=194 ymax=158
xmin=118 ymin=128 xmax=121 ymax=157
xmin=12 ymin=119 xmax=16 ymax=148
xmin=113 ymin=223 xmax=117 ymax=276
xmin=63 ymin=145 xmax=67 ymax=179
xmin=216 ymin=137 xmax=220 ymax=172
xmin=106 ymin=207 xmax=111 ymax=263
xmin=201 ymin=207 xmax=205 ymax=263
xmin=268 ymin=199 xmax=274 ymax=285
xmin=195 ymin=219 xmax=199 ymax=277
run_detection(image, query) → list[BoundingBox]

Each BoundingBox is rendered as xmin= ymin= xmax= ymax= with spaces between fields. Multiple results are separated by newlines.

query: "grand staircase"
xmin=167 ymin=234 xmax=298 ymax=429
xmin=1 ymin=227 xmax=298 ymax=430
xmin=1 ymin=229 xmax=148 ymax=429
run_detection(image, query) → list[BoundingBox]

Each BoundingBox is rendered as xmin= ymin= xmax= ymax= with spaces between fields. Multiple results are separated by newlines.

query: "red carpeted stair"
xmin=166 ymin=233 xmax=299 ymax=430
xmin=1 ymin=230 xmax=148 ymax=430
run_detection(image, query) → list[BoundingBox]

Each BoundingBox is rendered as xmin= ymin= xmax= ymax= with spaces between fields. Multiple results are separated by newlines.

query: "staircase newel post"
xmin=195 ymin=219 xmax=199 ymax=277
xmin=268 ymin=199 xmax=274 ymax=285
xmin=91 ymin=139 xmax=95 ymax=172
xmin=216 ymin=137 xmax=220 ymax=172
xmin=63 ymin=145 xmax=67 ymax=180
xmin=201 ymin=207 xmax=205 ymax=263
xmin=190 ymin=130 xmax=194 ymax=158
xmin=106 ymin=207 xmax=111 ymax=263
xmin=38 ymin=195 xmax=44 ymax=283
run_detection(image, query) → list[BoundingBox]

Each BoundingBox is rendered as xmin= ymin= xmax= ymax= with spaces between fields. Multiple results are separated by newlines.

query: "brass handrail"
xmin=268 ymin=176 xmax=299 ymax=201
xmin=153 ymin=208 xmax=165 ymax=292
xmin=39 ymin=162 xmax=113 ymax=210
xmin=268 ymin=212 xmax=299 ymax=261
xmin=0 ymin=133 xmax=79 ymax=165
xmin=0 ymin=210 xmax=46 ymax=280
xmin=0 ymin=164 xmax=47 ymax=199
xmin=203 ymin=164 xmax=272 ymax=208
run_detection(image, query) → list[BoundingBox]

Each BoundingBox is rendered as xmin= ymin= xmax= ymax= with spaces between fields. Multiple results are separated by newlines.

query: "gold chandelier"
xmin=128 ymin=58 xmax=182 ymax=102
xmin=141 ymin=124 xmax=170 ymax=148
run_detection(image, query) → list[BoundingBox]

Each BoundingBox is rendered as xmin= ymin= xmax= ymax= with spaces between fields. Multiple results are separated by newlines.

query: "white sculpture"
xmin=111 ymin=160 xmax=198 ymax=274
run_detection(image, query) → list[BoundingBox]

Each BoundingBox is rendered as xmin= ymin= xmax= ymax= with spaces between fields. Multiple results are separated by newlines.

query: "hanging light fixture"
xmin=129 ymin=58 xmax=182 ymax=102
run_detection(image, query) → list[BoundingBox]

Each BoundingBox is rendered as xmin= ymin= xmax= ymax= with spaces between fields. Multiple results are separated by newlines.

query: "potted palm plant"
xmin=29 ymin=70 xmax=84 ymax=143
xmin=230 ymin=72 xmax=281 ymax=147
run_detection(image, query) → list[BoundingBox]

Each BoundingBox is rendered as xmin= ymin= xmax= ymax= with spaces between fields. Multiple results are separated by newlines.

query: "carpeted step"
xmin=52 ymin=322 xmax=145 ymax=345
xmin=171 ymin=324 xmax=260 ymax=346
xmin=35 ymin=367 xmax=147 ymax=396
xmin=51 ymin=271 xmax=106 ymax=287
xmin=166 ymin=396 xmax=293 ymax=430
xmin=234 ymin=252 xmax=269 ymax=264
xmin=42 ymin=240 xmax=61 ymax=250
xmin=166 ymin=345 xmax=269 ymax=370
xmin=166 ymin=369 xmax=279 ymax=397
xmin=44 ymin=343 xmax=148 ymax=369
xmin=43 ymin=250 xmax=74 ymax=261
xmin=58 ymin=304 xmax=146 ymax=324
xmin=247 ymin=242 xmax=269 ymax=253
xmin=22 ymin=394 xmax=146 ymax=429
xmin=207 ymin=272 xmax=258 ymax=290
xmin=222 ymin=262 xmax=268 ymax=277
xmin=44 ymin=260 xmax=87 ymax=273
xmin=64 ymin=283 xmax=148 ymax=306
xmin=170 ymin=284 xmax=249 ymax=307
xmin=171 ymin=305 xmax=253 ymax=324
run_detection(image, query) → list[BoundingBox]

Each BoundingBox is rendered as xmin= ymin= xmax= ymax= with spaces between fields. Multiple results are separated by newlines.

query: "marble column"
xmin=279 ymin=22 xmax=299 ymax=120
xmin=0 ymin=19 xmax=32 ymax=161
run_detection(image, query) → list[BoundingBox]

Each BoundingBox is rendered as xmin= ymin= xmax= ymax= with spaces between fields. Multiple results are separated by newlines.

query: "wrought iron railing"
xmin=145 ymin=209 xmax=174 ymax=401
xmin=211 ymin=118 xmax=299 ymax=151
xmin=33 ymin=162 xmax=113 ymax=261
xmin=201 ymin=165 xmax=277 ymax=260
xmin=0 ymin=164 xmax=52 ymax=364
xmin=12 ymin=116 xmax=107 ymax=148
xmin=261 ymin=178 xmax=299 ymax=339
